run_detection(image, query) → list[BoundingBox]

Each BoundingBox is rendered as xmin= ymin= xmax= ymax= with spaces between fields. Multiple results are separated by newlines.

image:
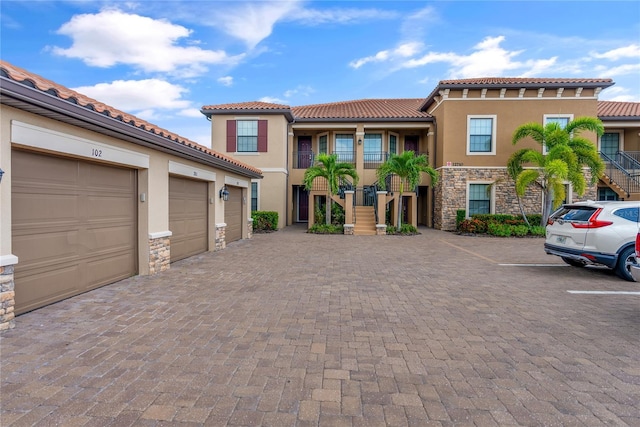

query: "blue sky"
xmin=2 ymin=1 xmax=639 ymax=146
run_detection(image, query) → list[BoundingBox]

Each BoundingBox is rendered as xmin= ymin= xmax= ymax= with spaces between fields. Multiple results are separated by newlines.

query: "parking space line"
xmin=439 ymin=239 xmax=498 ymax=263
xmin=567 ymin=291 xmax=640 ymax=295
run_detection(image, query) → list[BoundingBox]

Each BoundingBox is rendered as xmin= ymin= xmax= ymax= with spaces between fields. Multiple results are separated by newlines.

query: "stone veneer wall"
xmin=434 ymin=167 xmax=597 ymax=231
xmin=216 ymin=225 xmax=226 ymax=251
xmin=247 ymin=219 xmax=253 ymax=239
xmin=149 ymin=236 xmax=170 ymax=275
xmin=0 ymin=265 xmax=16 ymax=331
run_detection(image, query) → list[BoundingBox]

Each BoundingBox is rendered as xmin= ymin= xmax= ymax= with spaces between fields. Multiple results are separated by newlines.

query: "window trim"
xmin=543 ymin=114 xmax=573 ymax=154
xmin=236 ymin=119 xmax=259 ymax=153
xmin=250 ymin=180 xmax=259 ymax=212
xmin=466 ymin=181 xmax=495 ymax=217
xmin=466 ymin=115 xmax=497 ymax=155
xmin=334 ymin=133 xmax=354 ymax=162
xmin=388 ymin=132 xmax=399 ymax=155
xmin=318 ymin=132 xmax=329 ymax=155
xmin=599 ymin=130 xmax=624 ymax=155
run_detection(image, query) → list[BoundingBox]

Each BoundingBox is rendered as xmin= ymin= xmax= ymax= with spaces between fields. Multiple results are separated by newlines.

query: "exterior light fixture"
xmin=219 ymin=185 xmax=230 ymax=201
xmin=0 ymin=168 xmax=4 ymax=183
xmin=357 ymin=138 xmax=362 ymax=145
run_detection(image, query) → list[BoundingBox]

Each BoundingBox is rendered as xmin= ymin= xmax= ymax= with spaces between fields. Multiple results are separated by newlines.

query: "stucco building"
xmin=202 ymin=78 xmax=640 ymax=233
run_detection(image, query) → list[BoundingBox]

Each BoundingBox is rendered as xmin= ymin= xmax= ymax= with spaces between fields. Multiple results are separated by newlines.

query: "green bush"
xmin=251 ymin=211 xmax=278 ymax=232
xmin=308 ymin=223 xmax=343 ymax=234
xmin=331 ymin=203 xmax=345 ymax=226
xmin=456 ymin=210 xmax=466 ymax=229
xmin=487 ymin=222 xmax=511 ymax=237
xmin=458 ymin=218 xmax=487 ymax=234
xmin=528 ymin=225 xmax=546 ymax=236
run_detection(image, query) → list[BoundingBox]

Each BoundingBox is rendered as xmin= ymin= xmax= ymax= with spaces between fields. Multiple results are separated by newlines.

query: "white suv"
xmin=545 ymin=200 xmax=640 ymax=281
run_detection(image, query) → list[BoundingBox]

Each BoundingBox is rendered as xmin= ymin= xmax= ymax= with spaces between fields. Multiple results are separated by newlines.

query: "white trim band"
xmin=0 ymin=255 xmax=19 ymax=267
xmin=149 ymin=231 xmax=173 ymax=239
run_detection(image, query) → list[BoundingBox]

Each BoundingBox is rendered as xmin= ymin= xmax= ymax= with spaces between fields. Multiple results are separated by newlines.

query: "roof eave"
xmin=599 ymin=116 xmax=640 ymax=122
xmin=292 ymin=117 xmax=433 ymax=123
xmin=201 ymin=108 xmax=294 ymax=123
xmin=2 ymin=78 xmax=262 ymax=179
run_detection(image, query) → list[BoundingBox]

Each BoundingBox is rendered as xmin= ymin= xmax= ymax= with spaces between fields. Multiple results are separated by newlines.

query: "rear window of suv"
xmin=551 ymin=206 xmax=597 ymax=221
xmin=613 ymin=207 xmax=639 ymax=222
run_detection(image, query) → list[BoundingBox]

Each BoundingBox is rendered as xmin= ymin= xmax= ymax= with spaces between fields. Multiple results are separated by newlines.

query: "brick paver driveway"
xmin=2 ymin=226 xmax=639 ymax=426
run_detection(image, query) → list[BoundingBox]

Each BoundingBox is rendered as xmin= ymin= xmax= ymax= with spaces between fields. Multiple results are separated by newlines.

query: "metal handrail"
xmin=600 ymin=152 xmax=640 ymax=196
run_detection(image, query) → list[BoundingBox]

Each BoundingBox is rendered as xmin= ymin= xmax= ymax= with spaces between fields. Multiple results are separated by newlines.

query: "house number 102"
xmin=91 ymin=149 xmax=103 ymax=158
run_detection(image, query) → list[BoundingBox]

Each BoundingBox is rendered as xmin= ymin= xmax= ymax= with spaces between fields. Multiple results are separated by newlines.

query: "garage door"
xmin=224 ymin=186 xmax=243 ymax=243
xmin=169 ymin=176 xmax=208 ymax=262
xmin=11 ymin=150 xmax=137 ymax=315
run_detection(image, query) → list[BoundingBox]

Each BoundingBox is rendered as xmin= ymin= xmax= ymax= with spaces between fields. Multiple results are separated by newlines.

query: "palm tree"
xmin=509 ymin=116 xmax=605 ymax=226
xmin=303 ymin=153 xmax=359 ymax=225
xmin=377 ymin=151 xmax=438 ymax=229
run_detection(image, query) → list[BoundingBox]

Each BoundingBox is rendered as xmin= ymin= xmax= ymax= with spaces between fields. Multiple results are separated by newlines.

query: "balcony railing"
xmin=293 ymin=151 xmax=315 ymax=169
xmin=364 ymin=152 xmax=388 ymax=169
xmin=332 ymin=151 xmax=355 ymax=164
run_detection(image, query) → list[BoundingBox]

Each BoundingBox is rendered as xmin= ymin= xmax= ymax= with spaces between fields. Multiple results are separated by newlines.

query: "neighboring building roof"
xmin=291 ymin=98 xmax=431 ymax=121
xmin=201 ymin=101 xmax=294 ymax=122
xmin=420 ymin=77 xmax=616 ymax=111
xmin=598 ymin=100 xmax=640 ymax=121
xmin=0 ymin=60 xmax=262 ymax=178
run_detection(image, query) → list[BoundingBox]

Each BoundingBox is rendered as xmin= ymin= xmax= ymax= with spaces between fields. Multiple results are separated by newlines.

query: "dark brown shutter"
xmin=257 ymin=120 xmax=268 ymax=152
xmin=226 ymin=120 xmax=236 ymax=152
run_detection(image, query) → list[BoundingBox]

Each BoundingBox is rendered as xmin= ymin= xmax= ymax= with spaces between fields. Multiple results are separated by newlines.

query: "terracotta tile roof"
xmin=291 ymin=98 xmax=431 ymax=120
xmin=438 ymin=77 xmax=614 ymax=86
xmin=598 ymin=100 xmax=640 ymax=119
xmin=202 ymin=101 xmax=290 ymax=111
xmin=0 ymin=60 xmax=262 ymax=176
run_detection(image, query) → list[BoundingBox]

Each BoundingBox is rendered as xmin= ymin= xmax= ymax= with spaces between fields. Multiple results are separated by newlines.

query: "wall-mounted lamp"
xmin=219 ymin=185 xmax=230 ymax=201
xmin=357 ymin=138 xmax=362 ymax=145
xmin=0 ymin=168 xmax=4 ymax=183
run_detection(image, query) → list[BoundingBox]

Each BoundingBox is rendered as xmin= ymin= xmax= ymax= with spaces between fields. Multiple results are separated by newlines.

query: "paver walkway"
xmin=1 ymin=226 xmax=639 ymax=426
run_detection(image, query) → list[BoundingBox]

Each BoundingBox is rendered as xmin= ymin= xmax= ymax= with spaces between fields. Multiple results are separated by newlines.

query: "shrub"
xmin=528 ymin=225 xmax=546 ymax=236
xmin=456 ymin=210 xmax=466 ymax=229
xmin=458 ymin=218 xmax=487 ymax=234
xmin=308 ymin=223 xmax=343 ymax=234
xmin=251 ymin=211 xmax=278 ymax=232
xmin=331 ymin=203 xmax=345 ymax=225
xmin=487 ymin=222 xmax=512 ymax=237
xmin=398 ymin=224 xmax=418 ymax=235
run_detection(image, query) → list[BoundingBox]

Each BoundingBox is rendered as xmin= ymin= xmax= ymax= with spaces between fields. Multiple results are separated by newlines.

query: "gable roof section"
xmin=420 ymin=77 xmax=616 ymax=111
xmin=201 ymin=101 xmax=294 ymax=122
xmin=0 ymin=60 xmax=262 ymax=178
xmin=598 ymin=101 xmax=640 ymax=121
xmin=291 ymin=99 xmax=431 ymax=122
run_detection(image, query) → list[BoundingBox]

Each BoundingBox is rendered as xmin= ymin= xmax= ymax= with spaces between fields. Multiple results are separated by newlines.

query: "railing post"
xmin=376 ymin=191 xmax=387 ymax=235
xmin=343 ymin=191 xmax=354 ymax=235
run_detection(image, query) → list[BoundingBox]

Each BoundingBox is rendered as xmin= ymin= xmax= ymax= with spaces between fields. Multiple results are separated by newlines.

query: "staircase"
xmin=353 ymin=206 xmax=377 ymax=235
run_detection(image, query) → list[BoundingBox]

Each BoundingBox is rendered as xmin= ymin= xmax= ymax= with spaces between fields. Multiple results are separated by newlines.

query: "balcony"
xmin=364 ymin=151 xmax=388 ymax=169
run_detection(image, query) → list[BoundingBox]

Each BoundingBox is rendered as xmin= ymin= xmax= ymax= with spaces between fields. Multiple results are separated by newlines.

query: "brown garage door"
xmin=11 ymin=150 xmax=137 ymax=315
xmin=169 ymin=176 xmax=208 ymax=262
xmin=224 ymin=186 xmax=242 ymax=243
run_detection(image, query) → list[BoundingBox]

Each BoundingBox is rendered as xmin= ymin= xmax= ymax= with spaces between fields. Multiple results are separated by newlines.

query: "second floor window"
xmin=600 ymin=133 xmax=620 ymax=158
xmin=335 ymin=134 xmax=354 ymax=162
xmin=319 ymin=135 xmax=327 ymax=154
xmin=468 ymin=116 xmax=496 ymax=154
xmin=389 ymin=134 xmax=397 ymax=155
xmin=237 ymin=120 xmax=258 ymax=152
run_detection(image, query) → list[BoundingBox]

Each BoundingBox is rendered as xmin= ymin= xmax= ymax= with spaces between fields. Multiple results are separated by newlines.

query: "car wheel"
xmin=561 ymin=257 xmax=586 ymax=268
xmin=615 ymin=246 xmax=637 ymax=282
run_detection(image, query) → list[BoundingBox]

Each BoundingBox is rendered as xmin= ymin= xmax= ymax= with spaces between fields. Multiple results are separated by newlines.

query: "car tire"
xmin=615 ymin=246 xmax=637 ymax=282
xmin=561 ymin=257 xmax=586 ymax=268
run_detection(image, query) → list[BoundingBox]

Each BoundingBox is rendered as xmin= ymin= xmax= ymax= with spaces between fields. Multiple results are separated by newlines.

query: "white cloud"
xmin=212 ymin=1 xmax=299 ymax=49
xmin=178 ymin=108 xmax=205 ymax=118
xmin=292 ymin=6 xmax=398 ymax=25
xmin=284 ymin=85 xmax=315 ymax=98
xmin=52 ymin=9 xmax=242 ymax=77
xmin=217 ymin=76 xmax=234 ymax=87
xmin=258 ymin=96 xmax=288 ymax=104
xmin=350 ymin=42 xmax=423 ymax=69
xmin=594 ymin=63 xmax=640 ymax=78
xmin=591 ymin=44 xmax=640 ymax=61
xmin=72 ymin=79 xmax=192 ymax=114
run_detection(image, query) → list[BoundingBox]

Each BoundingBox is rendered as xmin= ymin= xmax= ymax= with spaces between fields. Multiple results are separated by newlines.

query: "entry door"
xmin=298 ymin=136 xmax=312 ymax=168
xmin=298 ymin=188 xmax=309 ymax=221
xmin=404 ymin=136 xmax=419 ymax=153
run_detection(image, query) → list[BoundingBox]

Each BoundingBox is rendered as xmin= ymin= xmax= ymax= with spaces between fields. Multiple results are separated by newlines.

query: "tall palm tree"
xmin=377 ymin=151 xmax=438 ymax=229
xmin=303 ymin=153 xmax=359 ymax=225
xmin=509 ymin=116 xmax=604 ymax=226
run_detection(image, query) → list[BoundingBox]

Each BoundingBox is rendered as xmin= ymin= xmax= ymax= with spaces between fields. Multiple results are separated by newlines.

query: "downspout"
xmin=286 ymin=118 xmax=295 ymax=226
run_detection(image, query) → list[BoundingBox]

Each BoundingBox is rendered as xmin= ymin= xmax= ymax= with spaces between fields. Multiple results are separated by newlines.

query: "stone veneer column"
xmin=216 ymin=223 xmax=226 ymax=251
xmin=0 ymin=264 xmax=16 ymax=332
xmin=247 ymin=218 xmax=253 ymax=239
xmin=148 ymin=235 xmax=171 ymax=275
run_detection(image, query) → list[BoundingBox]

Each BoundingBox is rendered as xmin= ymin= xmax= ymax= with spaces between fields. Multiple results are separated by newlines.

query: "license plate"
xmin=556 ymin=236 xmax=567 ymax=244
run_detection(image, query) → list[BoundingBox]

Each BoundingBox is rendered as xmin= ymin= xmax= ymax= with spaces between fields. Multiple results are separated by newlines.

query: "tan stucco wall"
xmin=1 ymin=104 xmax=254 ymax=274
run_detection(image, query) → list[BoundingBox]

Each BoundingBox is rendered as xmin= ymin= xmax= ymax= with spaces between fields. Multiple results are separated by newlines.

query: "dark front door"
xmin=298 ymin=136 xmax=312 ymax=168
xmin=298 ymin=187 xmax=309 ymax=221
xmin=404 ymin=135 xmax=419 ymax=153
